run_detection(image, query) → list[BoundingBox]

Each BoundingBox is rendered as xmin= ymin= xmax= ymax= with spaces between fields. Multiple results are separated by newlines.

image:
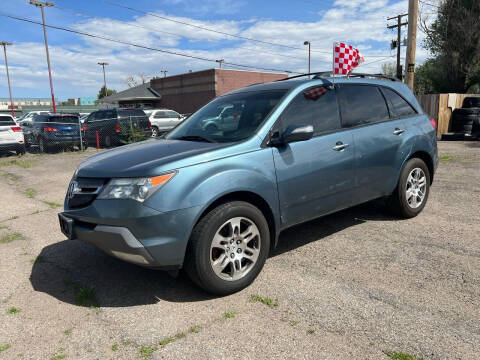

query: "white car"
xmin=0 ymin=114 xmax=25 ymax=155
xmin=17 ymin=111 xmax=50 ymax=125
xmin=146 ymin=109 xmax=185 ymax=137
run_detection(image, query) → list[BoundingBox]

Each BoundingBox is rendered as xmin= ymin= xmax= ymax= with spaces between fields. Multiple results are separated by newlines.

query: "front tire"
xmin=388 ymin=158 xmax=431 ymax=218
xmin=185 ymin=201 xmax=270 ymax=295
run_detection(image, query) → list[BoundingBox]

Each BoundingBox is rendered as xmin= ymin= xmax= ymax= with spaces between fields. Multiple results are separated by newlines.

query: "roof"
xmin=99 ymin=83 xmax=161 ymax=104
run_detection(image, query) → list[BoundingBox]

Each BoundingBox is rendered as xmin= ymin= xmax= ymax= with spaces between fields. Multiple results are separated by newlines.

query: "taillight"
xmin=148 ymin=121 xmax=152 ymax=129
xmin=82 ymin=125 xmax=87 ymax=131
xmin=429 ymin=117 xmax=437 ymax=130
xmin=11 ymin=126 xmax=22 ymax=132
xmin=44 ymin=126 xmax=58 ymax=132
xmin=115 ymin=124 xmax=121 ymax=133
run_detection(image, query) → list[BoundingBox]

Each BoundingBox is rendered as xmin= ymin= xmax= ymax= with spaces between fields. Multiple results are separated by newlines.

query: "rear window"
xmin=338 ymin=84 xmax=390 ymax=127
xmin=0 ymin=116 xmax=16 ymax=126
xmin=381 ymin=87 xmax=417 ymax=118
xmin=118 ymin=109 xmax=146 ymax=117
xmin=48 ymin=116 xmax=79 ymax=124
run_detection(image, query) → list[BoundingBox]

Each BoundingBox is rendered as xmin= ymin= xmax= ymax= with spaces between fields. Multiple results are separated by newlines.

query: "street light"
xmin=29 ymin=0 xmax=56 ymax=113
xmin=1 ymin=41 xmax=15 ymax=117
xmin=216 ymin=59 xmax=224 ymax=69
xmin=98 ymin=62 xmax=109 ymax=97
xmin=304 ymin=41 xmax=311 ymax=76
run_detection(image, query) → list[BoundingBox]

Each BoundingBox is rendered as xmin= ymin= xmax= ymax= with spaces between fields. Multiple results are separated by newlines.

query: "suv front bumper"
xmin=59 ymin=200 xmax=202 ymax=269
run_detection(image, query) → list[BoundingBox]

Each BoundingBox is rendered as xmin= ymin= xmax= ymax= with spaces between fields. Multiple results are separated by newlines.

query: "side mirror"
xmin=270 ymin=124 xmax=313 ymax=146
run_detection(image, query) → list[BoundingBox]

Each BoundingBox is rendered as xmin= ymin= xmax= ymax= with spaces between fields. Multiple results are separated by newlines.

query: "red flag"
xmin=333 ymin=42 xmax=365 ymax=75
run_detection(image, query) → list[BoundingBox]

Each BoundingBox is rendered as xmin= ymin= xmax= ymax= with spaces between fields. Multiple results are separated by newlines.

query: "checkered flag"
xmin=304 ymin=86 xmax=327 ymax=101
xmin=333 ymin=42 xmax=365 ymax=75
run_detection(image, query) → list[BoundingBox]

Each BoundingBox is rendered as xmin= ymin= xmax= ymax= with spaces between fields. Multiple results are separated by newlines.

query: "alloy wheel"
xmin=210 ymin=217 xmax=261 ymax=281
xmin=406 ymin=167 xmax=427 ymax=209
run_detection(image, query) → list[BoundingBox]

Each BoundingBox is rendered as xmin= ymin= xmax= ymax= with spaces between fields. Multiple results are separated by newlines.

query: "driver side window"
xmin=280 ymin=85 xmax=341 ymax=136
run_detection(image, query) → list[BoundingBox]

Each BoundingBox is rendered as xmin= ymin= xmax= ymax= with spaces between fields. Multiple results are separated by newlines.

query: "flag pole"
xmin=332 ymin=42 xmax=336 ymax=84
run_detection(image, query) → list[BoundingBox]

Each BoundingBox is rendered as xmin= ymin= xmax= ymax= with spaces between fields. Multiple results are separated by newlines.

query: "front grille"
xmin=67 ymin=177 xmax=108 ymax=209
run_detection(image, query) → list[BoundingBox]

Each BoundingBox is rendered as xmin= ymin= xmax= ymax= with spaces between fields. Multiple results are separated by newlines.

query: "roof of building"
xmin=99 ymin=83 xmax=161 ymax=104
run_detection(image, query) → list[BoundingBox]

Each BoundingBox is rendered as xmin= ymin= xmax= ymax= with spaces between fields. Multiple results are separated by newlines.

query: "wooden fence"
xmin=416 ymin=94 xmax=480 ymax=138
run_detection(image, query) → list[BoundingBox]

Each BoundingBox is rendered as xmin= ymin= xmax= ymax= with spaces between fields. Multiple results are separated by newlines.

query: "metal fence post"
xmin=78 ymin=120 xmax=84 ymax=151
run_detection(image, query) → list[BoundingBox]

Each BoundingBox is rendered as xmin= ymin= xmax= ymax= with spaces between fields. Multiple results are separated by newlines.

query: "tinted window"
xmin=281 ymin=85 xmax=341 ymax=135
xmin=48 ymin=116 xmax=79 ymax=124
xmin=154 ymin=111 xmax=167 ymax=118
xmin=0 ymin=116 xmax=15 ymax=126
xmin=381 ymin=87 xmax=417 ymax=118
xmin=166 ymin=111 xmax=180 ymax=118
xmin=338 ymin=85 xmax=389 ymax=127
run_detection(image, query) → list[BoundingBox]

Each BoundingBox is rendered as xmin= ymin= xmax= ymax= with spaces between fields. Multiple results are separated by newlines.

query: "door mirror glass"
xmin=281 ymin=124 xmax=314 ymax=144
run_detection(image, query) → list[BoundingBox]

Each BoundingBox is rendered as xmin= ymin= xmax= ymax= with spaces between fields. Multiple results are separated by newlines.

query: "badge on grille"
xmin=68 ymin=180 xmax=80 ymax=199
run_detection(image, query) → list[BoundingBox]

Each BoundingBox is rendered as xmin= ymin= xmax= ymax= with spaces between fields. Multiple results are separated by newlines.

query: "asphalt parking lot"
xmin=0 ymin=141 xmax=479 ymax=360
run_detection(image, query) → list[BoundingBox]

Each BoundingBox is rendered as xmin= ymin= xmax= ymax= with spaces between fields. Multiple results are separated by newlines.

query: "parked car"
xmin=21 ymin=113 xmax=87 ymax=153
xmin=84 ymin=108 xmax=152 ymax=147
xmin=0 ymin=114 xmax=25 ymax=155
xmin=17 ymin=111 xmax=50 ymax=124
xmin=146 ymin=109 xmax=184 ymax=137
xmin=59 ymin=74 xmax=438 ymax=295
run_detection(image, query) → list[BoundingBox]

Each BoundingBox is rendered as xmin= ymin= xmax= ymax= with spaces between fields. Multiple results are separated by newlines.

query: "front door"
xmin=272 ymin=85 xmax=356 ymax=227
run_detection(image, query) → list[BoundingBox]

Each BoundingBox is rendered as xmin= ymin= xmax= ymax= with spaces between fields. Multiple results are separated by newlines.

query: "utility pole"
xmin=387 ymin=14 xmax=408 ymax=80
xmin=1 ymin=41 xmax=15 ymax=117
xmin=304 ymin=41 xmax=311 ymax=76
xmin=160 ymin=70 xmax=168 ymax=78
xmin=405 ymin=0 xmax=419 ymax=90
xmin=98 ymin=62 xmax=108 ymax=96
xmin=30 ymin=0 xmax=56 ymax=113
xmin=215 ymin=59 xmax=224 ymax=69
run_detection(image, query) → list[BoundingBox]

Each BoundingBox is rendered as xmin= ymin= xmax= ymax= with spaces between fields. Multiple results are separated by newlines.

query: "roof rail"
xmin=312 ymin=72 xmax=399 ymax=82
xmin=275 ymin=72 xmax=329 ymax=81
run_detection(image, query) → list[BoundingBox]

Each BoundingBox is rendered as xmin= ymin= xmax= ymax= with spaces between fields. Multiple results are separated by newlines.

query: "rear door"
xmin=337 ymin=84 xmax=409 ymax=203
xmin=272 ymin=85 xmax=356 ymax=227
xmin=0 ymin=115 xmax=18 ymax=145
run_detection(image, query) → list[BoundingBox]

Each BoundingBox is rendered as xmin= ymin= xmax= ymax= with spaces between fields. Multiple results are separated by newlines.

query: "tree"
xmin=97 ymin=86 xmax=117 ymax=99
xmin=422 ymin=0 xmax=480 ymax=93
xmin=381 ymin=62 xmax=396 ymax=78
xmin=125 ymin=73 xmax=148 ymax=88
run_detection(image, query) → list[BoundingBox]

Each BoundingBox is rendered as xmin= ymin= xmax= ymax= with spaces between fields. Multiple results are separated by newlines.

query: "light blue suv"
xmin=59 ymin=74 xmax=439 ymax=295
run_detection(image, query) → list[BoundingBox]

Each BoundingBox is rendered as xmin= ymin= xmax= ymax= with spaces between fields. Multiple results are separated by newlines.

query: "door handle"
xmin=393 ymin=128 xmax=405 ymax=135
xmin=332 ymin=143 xmax=349 ymax=151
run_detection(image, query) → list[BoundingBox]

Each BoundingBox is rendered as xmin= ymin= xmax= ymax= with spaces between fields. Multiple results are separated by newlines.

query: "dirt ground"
xmin=0 ymin=141 xmax=479 ymax=360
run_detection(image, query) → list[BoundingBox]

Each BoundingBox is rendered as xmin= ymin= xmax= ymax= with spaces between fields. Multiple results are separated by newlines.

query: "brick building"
xmin=150 ymin=69 xmax=287 ymax=114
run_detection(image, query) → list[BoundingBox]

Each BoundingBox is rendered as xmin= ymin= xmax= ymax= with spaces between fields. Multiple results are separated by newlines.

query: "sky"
xmin=0 ymin=0 xmax=435 ymax=100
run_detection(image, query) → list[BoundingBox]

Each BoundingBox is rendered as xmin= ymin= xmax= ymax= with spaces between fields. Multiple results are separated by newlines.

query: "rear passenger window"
xmin=381 ymin=87 xmax=417 ymax=118
xmin=338 ymin=85 xmax=389 ymax=127
xmin=280 ymin=85 xmax=341 ymax=135
xmin=0 ymin=116 xmax=15 ymax=126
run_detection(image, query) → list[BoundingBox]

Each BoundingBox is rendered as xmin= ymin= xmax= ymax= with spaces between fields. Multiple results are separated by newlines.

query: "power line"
xmin=102 ymin=0 xmax=333 ymax=54
xmin=0 ymin=12 xmax=303 ymax=74
xmin=51 ymin=2 xmax=311 ymax=61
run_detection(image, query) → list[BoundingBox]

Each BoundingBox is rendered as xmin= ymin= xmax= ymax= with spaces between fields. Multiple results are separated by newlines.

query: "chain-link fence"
xmin=13 ymin=114 xmax=152 ymax=154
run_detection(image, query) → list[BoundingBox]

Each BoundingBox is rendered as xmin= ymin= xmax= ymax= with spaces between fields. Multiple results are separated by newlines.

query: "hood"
xmin=76 ymin=139 xmax=229 ymax=178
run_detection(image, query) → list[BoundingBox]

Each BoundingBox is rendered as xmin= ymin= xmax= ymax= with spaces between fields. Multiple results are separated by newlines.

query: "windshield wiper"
xmin=174 ymin=135 xmax=215 ymax=143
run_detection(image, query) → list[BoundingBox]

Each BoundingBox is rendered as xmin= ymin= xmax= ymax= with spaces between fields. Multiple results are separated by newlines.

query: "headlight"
xmin=98 ymin=172 xmax=176 ymax=202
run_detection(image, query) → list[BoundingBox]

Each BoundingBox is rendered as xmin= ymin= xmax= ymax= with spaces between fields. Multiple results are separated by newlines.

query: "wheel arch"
xmin=187 ymin=191 xmax=278 ymax=258
xmin=407 ymin=150 xmax=435 ymax=184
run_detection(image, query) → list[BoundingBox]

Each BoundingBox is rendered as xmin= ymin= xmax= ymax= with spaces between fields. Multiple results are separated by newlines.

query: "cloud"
xmin=0 ymin=0 xmax=432 ymax=99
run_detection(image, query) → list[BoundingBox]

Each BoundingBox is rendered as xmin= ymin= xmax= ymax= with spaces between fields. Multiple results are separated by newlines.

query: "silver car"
xmin=146 ymin=109 xmax=184 ymax=137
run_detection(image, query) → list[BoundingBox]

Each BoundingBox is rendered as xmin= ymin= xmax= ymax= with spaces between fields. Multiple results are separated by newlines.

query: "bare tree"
xmin=125 ymin=73 xmax=149 ymax=88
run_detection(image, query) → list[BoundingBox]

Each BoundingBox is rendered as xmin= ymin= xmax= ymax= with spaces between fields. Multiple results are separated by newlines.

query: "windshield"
xmin=166 ymin=90 xmax=287 ymax=143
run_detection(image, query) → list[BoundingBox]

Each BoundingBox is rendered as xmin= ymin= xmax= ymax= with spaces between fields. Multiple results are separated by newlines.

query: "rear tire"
xmin=151 ymin=126 xmax=159 ymax=137
xmin=39 ymin=138 xmax=48 ymax=153
xmin=185 ymin=201 xmax=270 ymax=295
xmin=388 ymin=158 xmax=431 ymax=218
